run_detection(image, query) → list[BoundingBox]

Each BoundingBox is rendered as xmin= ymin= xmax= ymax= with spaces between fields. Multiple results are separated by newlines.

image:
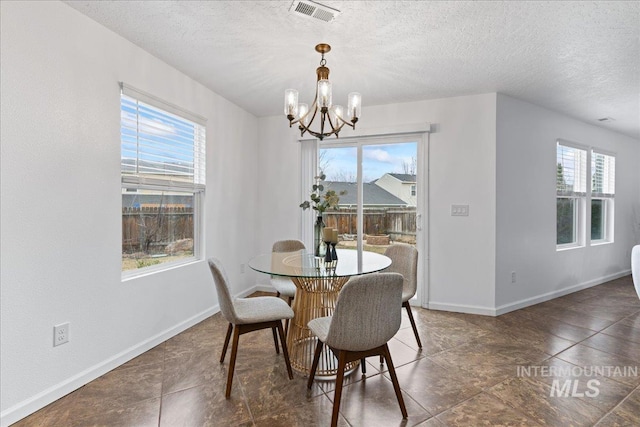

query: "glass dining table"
xmin=249 ymin=249 xmax=391 ymax=377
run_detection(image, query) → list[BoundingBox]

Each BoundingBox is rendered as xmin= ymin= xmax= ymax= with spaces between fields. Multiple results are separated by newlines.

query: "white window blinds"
xmin=120 ymin=83 xmax=206 ymax=190
xmin=556 ymin=143 xmax=587 ymax=196
xmin=591 ymin=150 xmax=615 ymax=198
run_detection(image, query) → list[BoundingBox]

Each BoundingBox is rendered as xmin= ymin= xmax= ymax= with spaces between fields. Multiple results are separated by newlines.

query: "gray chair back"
xmin=384 ymin=244 xmax=418 ymax=300
xmin=272 ymin=239 xmax=305 ymax=252
xmin=208 ymin=258 xmax=239 ymax=324
xmin=325 ymin=272 xmax=403 ymax=351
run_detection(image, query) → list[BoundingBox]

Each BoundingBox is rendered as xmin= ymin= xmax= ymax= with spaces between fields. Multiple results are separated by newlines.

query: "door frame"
xmin=301 ymin=126 xmax=430 ymax=307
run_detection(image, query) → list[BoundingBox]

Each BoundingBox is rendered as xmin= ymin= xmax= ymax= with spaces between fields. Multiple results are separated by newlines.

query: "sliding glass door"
xmin=316 ymin=134 xmax=427 ymax=305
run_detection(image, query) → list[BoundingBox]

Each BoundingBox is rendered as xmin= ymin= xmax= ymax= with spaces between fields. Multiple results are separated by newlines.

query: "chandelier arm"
xmin=326 ymin=113 xmax=338 ymax=133
xmin=300 ymin=103 xmax=320 ymax=130
xmin=289 ymin=97 xmax=318 ymax=129
xmin=305 ymin=126 xmax=342 ymax=141
xmin=329 ymin=111 xmax=357 ymax=129
xmin=340 ymin=121 xmax=355 ymax=129
xmin=327 ymin=111 xmax=352 ymax=131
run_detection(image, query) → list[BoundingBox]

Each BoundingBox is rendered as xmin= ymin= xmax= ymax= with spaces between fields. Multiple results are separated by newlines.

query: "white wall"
xmin=0 ymin=2 xmax=259 ymax=424
xmin=495 ymin=94 xmax=640 ymax=311
xmin=258 ymin=94 xmax=498 ymax=314
xmin=256 ymin=117 xmax=303 ymax=259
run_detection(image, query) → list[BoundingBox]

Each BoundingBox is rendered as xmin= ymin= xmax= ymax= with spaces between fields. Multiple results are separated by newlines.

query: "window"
xmin=556 ymin=141 xmax=615 ymax=249
xmin=591 ymin=150 xmax=615 ymax=242
xmin=120 ymin=83 xmax=206 ymax=275
xmin=556 ymin=143 xmax=587 ymax=247
xmin=411 ymin=184 xmax=417 ymax=196
xmin=317 ymin=138 xmax=420 ymax=253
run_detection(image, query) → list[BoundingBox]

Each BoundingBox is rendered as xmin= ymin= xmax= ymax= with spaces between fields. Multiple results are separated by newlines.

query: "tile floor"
xmin=14 ymin=275 xmax=640 ymax=426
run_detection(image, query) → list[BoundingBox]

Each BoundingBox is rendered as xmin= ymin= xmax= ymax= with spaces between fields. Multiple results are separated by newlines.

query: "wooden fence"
xmin=122 ymin=206 xmax=193 ymax=253
xmin=323 ymin=207 xmax=417 ymax=242
xmin=122 ymin=206 xmax=417 ymax=252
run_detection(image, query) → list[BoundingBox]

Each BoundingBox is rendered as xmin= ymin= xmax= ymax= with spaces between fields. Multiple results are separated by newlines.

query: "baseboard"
xmin=494 ymin=269 xmax=632 ymax=316
xmin=425 ymin=269 xmax=632 ymax=318
xmin=426 ymin=301 xmax=497 ymax=316
xmin=1 ymin=306 xmax=218 ymax=427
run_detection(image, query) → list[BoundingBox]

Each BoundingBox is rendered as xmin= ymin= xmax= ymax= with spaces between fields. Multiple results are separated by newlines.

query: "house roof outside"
xmin=387 ymin=174 xmax=416 ymax=183
xmin=324 ymin=181 xmax=407 ymax=207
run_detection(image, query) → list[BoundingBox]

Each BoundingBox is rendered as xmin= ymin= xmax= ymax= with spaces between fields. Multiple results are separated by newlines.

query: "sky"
xmin=320 ymin=142 xmax=418 ymax=183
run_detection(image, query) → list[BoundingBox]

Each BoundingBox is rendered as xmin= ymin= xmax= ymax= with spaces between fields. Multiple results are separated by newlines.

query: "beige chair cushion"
xmin=208 ymin=257 xmax=294 ymax=325
xmin=270 ymin=277 xmax=297 ymax=298
xmin=233 ymin=297 xmax=294 ymax=324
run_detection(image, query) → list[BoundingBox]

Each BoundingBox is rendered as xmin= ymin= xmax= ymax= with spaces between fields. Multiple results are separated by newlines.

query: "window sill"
xmin=591 ymin=240 xmax=614 ymax=247
xmin=122 ymin=257 xmax=201 ymax=282
xmin=556 ymin=244 xmax=584 ymax=252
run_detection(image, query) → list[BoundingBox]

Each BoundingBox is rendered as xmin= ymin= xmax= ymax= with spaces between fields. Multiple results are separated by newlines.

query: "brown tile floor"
xmin=14 ymin=275 xmax=640 ymax=426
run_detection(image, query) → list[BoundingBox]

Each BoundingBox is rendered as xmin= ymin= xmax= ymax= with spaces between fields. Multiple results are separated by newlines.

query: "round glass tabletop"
xmin=248 ymin=249 xmax=391 ymax=278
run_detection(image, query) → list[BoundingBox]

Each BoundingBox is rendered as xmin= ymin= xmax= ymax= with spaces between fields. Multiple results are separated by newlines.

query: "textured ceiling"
xmin=65 ymin=1 xmax=640 ymax=139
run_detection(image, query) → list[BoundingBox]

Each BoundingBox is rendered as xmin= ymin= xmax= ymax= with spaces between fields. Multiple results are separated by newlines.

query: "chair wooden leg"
xmin=276 ymin=321 xmax=293 ymax=380
xmin=380 ymin=355 xmax=384 ymax=365
xmin=361 ymin=358 xmax=366 ymax=374
xmin=276 ymin=291 xmax=281 ymax=297
xmin=225 ymin=326 xmax=241 ymax=399
xmin=307 ymin=340 xmax=324 ymax=389
xmin=272 ymin=327 xmax=280 ymax=354
xmin=404 ymin=301 xmax=422 ymax=348
xmin=382 ymin=344 xmax=408 ymax=418
xmin=331 ymin=350 xmax=347 ymax=427
xmin=220 ymin=323 xmax=233 ymax=363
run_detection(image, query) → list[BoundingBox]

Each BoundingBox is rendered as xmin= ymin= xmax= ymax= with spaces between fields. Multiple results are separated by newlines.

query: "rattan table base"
xmin=287 ymin=275 xmax=359 ymax=377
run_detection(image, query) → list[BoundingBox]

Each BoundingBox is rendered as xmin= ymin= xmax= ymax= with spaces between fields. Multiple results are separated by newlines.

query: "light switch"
xmin=451 ymin=204 xmax=469 ymax=216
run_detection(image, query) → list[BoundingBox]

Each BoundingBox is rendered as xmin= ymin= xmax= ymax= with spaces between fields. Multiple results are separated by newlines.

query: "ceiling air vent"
xmin=290 ymin=0 xmax=341 ymax=22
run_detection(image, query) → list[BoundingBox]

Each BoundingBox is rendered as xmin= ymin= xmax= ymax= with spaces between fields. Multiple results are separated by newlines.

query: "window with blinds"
xmin=591 ymin=151 xmax=615 ymax=197
xmin=120 ymin=83 xmax=206 ymax=276
xmin=556 ymin=144 xmax=587 ymax=196
xmin=591 ymin=151 xmax=615 ymax=241
xmin=556 ymin=143 xmax=587 ymax=247
xmin=556 ymin=140 xmax=615 ymax=249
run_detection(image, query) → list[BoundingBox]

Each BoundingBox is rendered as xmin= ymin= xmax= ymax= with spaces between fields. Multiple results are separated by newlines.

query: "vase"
xmin=314 ymin=214 xmax=326 ymax=257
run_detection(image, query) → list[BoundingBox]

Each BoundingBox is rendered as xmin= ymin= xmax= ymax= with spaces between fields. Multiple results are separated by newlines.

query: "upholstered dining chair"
xmin=271 ymin=239 xmax=305 ymax=303
xmin=208 ymin=258 xmax=294 ymax=398
xmin=384 ymin=243 xmax=422 ymax=348
xmin=307 ymin=273 xmax=408 ymax=427
xmin=271 ymin=239 xmax=305 ymax=333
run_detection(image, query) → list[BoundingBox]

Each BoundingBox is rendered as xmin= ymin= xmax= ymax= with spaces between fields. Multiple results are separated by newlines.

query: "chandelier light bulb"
xmin=284 ymin=89 xmax=298 ymax=118
xmin=347 ymin=92 xmax=361 ymax=121
xmin=331 ymin=105 xmax=344 ymax=126
xmin=298 ymin=103 xmax=309 ymax=125
xmin=317 ymin=80 xmax=332 ymax=109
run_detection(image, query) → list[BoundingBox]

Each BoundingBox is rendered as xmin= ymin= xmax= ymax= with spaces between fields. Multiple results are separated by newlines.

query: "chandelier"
xmin=284 ymin=44 xmax=361 ymax=140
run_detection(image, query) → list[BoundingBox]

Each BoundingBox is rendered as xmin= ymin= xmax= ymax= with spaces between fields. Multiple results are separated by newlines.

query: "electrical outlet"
xmin=54 ymin=323 xmax=69 ymax=346
xmin=511 ymin=271 xmax=517 ymax=284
